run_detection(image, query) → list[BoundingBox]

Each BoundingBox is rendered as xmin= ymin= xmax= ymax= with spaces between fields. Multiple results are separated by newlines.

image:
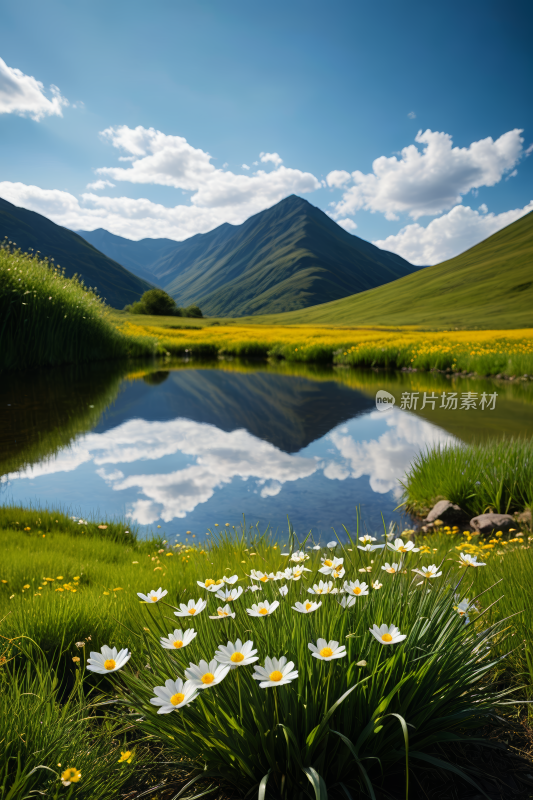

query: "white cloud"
xmin=241 ymin=164 xmax=250 ymax=170
xmin=525 ymin=143 xmax=533 ymax=157
xmin=407 ymin=112 xmax=416 ymax=119
xmin=337 ymin=218 xmax=357 ymax=233
xmin=373 ymin=200 xmax=533 ymax=265
xmin=86 ymin=179 xmax=115 ymax=191
xmin=326 ymin=170 xmax=351 ymax=188
xmin=0 ymin=56 xmax=68 ymax=121
xmin=259 ymin=151 xmax=283 ymax=167
xmin=0 ymin=125 xmax=317 ymax=239
xmin=327 ymin=128 xmax=524 ymax=222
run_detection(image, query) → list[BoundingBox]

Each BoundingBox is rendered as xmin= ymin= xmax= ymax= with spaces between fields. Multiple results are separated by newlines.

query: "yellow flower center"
xmin=201 ymin=672 xmax=215 ymax=684
xmin=354 ymin=587 xmax=361 ymax=595
xmin=170 ymin=692 xmax=185 ymax=705
xmin=398 ymin=546 xmax=407 ymax=552
xmin=324 ymin=559 xmax=333 ymax=567
xmin=104 ymin=659 xmax=116 ymax=670
xmin=188 ymin=608 xmax=196 ymax=614
xmin=173 ymin=640 xmax=183 ymax=648
xmin=305 ymin=602 xmax=313 ymax=610
xmin=269 ymin=670 xmax=283 ymax=682
xmin=230 ymin=652 xmax=245 ymax=663
xmin=320 ymin=647 xmax=333 ymax=658
xmin=150 ymin=595 xmax=158 ymax=602
xmin=259 ymin=607 xmax=268 ymax=615
xmin=260 ymin=576 xmax=268 ymax=582
xmin=386 ymin=568 xmax=395 ymax=573
xmin=316 ymin=588 xmax=323 ymax=593
xmin=217 ymin=609 xmax=228 ymax=616
xmin=381 ymin=633 xmax=393 ymax=642
xmin=205 ymin=579 xmax=215 ymax=586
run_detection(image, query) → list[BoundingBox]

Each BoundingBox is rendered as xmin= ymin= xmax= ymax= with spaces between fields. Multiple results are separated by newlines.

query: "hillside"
xmin=79 ymin=196 xmax=421 ymax=316
xmin=0 ymin=197 xmax=153 ymax=308
xmin=249 ymin=210 xmax=533 ymax=329
xmin=76 ymin=228 xmax=176 ymax=285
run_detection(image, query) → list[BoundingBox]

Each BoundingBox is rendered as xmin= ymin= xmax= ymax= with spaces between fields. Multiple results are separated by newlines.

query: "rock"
xmin=470 ymin=513 xmax=515 ymax=533
xmin=423 ymin=500 xmax=468 ymax=525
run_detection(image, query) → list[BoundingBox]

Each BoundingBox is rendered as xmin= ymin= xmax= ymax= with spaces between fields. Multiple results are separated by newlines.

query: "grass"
xmin=0 ymin=244 xmax=156 ymax=372
xmin=245 ymin=209 xmax=533 ymax=329
xmin=118 ymin=317 xmax=533 ymax=377
xmin=1 ymin=504 xmax=533 ymax=798
xmin=401 ymin=438 xmax=533 ymax=517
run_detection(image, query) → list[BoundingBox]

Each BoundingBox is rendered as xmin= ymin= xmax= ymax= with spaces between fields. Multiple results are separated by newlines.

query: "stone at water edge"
xmin=423 ymin=500 xmax=468 ymax=526
xmin=470 ymin=513 xmax=515 ymax=534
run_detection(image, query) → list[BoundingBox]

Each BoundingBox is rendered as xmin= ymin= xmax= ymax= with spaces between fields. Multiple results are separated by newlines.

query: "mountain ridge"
xmin=0 ymin=197 xmax=153 ymax=308
xmin=79 ymin=195 xmax=422 ymax=316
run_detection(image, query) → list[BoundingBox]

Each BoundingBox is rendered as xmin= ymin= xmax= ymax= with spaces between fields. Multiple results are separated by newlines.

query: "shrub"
xmin=124 ymin=290 xmax=203 ymax=318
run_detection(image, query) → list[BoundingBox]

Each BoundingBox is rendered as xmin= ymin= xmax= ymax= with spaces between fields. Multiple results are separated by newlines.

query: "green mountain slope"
xmin=76 ymin=228 xmax=177 ymax=285
xmin=0 ymin=197 xmax=153 ymax=308
xmin=80 ymin=196 xmax=421 ymax=316
xmin=250 ymin=210 xmax=533 ymax=329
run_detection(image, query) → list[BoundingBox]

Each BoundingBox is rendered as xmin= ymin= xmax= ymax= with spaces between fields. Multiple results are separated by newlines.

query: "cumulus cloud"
xmin=407 ymin=111 xmax=416 ymax=119
xmin=86 ymin=179 xmax=115 ymax=191
xmin=337 ymin=218 xmax=357 ymax=233
xmin=373 ymin=200 xmax=533 ymax=265
xmin=326 ymin=170 xmax=351 ymax=189
xmin=260 ymin=151 xmax=283 ymax=167
xmin=0 ymin=126 xmax=320 ymax=239
xmin=241 ymin=163 xmax=250 ymax=170
xmin=0 ymin=56 xmax=68 ymax=121
xmin=327 ymin=128 xmax=524 ymax=221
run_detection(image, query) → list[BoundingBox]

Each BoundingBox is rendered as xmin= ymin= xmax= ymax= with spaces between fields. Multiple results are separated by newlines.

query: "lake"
xmin=2 ymin=359 xmax=532 ymax=541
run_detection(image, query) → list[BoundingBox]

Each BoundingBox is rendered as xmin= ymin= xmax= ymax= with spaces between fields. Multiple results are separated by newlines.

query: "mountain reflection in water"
xmin=2 ymin=361 xmax=531 ymax=539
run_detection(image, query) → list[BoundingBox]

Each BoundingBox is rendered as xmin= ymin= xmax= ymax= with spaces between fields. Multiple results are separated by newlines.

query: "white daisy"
xmin=412 ymin=565 xmax=442 ymax=579
xmin=454 ymin=596 xmax=474 ymax=622
xmin=222 ymin=574 xmax=239 ymax=584
xmin=150 ymin=678 xmax=198 ymax=714
xmin=319 ymin=555 xmax=343 ymax=573
xmin=290 ymin=551 xmax=309 ymax=563
xmin=458 ymin=553 xmax=486 ymax=568
xmin=246 ymin=585 xmax=261 ymax=593
xmin=358 ymin=543 xmax=385 ymax=552
xmin=209 ymin=604 xmax=236 ymax=619
xmin=185 ymin=659 xmax=230 ymax=689
xmin=359 ymin=535 xmax=376 ymax=545
xmin=252 ymin=656 xmax=298 ymax=688
xmin=205 ymin=580 xmax=225 ymax=592
xmin=288 ymin=565 xmax=311 ymax=580
xmin=381 ymin=562 xmax=400 ymax=574
xmin=308 ymin=638 xmax=346 ymax=661
xmin=327 ymin=540 xmax=337 ymax=549
xmin=312 ymin=544 xmax=322 ymax=550
xmin=160 ymin=628 xmax=197 ymax=650
xmin=214 ymin=639 xmax=258 ymax=668
xmin=250 ymin=570 xmax=270 ymax=583
xmin=279 ymin=585 xmax=288 ymax=596
xmin=338 ymin=595 xmax=357 ymax=608
xmin=331 ymin=566 xmax=346 ymax=580
xmin=196 ymin=579 xmax=218 ymax=590
xmin=307 ymin=580 xmax=334 ymax=595
xmin=387 ymin=538 xmax=420 ymax=554
xmin=343 ymin=579 xmax=369 ymax=597
xmin=87 ymin=645 xmax=131 ymax=674
xmin=137 ymin=587 xmax=168 ymax=603
xmin=292 ymin=600 xmax=322 ymax=614
xmin=246 ymin=600 xmax=279 ymax=617
xmin=369 ymin=623 xmax=407 ymax=646
xmin=371 ymin=581 xmax=383 ymax=590
xmin=215 ymin=585 xmax=243 ymax=602
xmin=174 ymin=598 xmax=207 ymax=617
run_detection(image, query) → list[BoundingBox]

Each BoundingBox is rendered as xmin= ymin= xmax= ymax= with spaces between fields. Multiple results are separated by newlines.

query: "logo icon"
xmin=375 ymin=390 xmax=395 ymax=413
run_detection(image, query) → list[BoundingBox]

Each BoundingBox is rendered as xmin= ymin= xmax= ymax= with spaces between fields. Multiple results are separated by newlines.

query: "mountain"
xmin=254 ymin=210 xmax=533 ymax=329
xmin=78 ymin=195 xmax=421 ymax=316
xmin=0 ymin=197 xmax=154 ymax=309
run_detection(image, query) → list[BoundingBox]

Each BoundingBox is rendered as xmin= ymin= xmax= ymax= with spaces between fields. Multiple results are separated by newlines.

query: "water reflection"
xmin=1 ymin=360 xmax=532 ymax=538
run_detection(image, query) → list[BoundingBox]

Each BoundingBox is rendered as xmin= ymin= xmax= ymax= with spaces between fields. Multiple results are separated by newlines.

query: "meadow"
xmin=118 ymin=317 xmax=533 ymax=378
xmin=1 ymin=505 xmax=533 ymax=799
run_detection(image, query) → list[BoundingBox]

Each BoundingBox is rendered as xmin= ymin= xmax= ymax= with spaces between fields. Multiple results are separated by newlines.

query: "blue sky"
xmin=0 ymin=0 xmax=532 ymax=264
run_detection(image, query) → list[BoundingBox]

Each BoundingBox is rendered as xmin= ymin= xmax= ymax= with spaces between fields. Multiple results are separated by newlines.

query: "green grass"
xmin=0 ymin=244 xmax=156 ymax=371
xmin=1 ymin=504 xmax=533 ymax=798
xmin=401 ymin=438 xmax=533 ymax=517
xmin=246 ymin=210 xmax=533 ymax=329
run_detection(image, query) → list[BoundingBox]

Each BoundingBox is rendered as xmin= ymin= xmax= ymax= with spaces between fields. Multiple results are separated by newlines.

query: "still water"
xmin=2 ymin=360 xmax=532 ymax=540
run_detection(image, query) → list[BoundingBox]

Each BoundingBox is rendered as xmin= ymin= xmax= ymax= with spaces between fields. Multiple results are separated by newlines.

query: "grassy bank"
xmin=0 ymin=244 xmax=155 ymax=372
xmin=120 ymin=317 xmax=533 ymax=377
xmin=402 ymin=438 xmax=533 ymax=517
xmin=1 ymin=504 xmax=533 ymax=798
